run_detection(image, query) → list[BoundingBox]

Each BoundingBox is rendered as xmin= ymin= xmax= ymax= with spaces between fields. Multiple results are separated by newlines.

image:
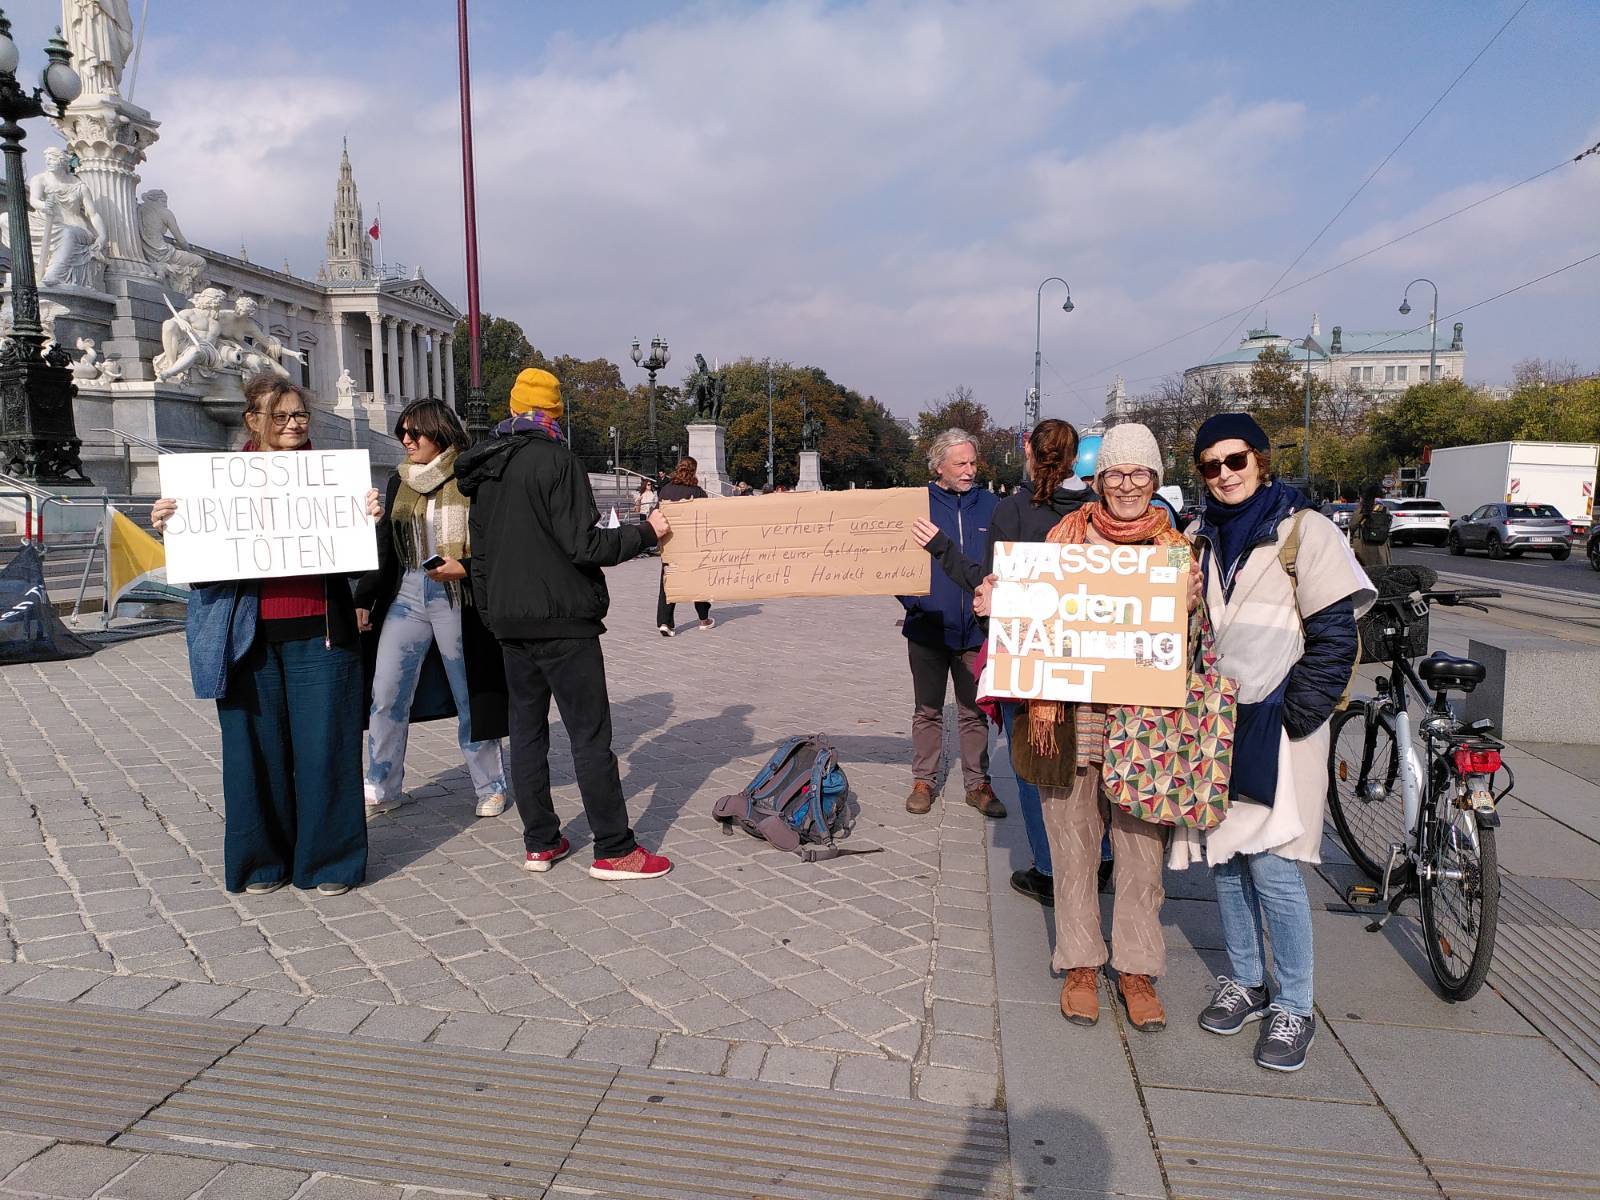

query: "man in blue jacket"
xmin=898 ymin=429 xmax=1003 ymax=817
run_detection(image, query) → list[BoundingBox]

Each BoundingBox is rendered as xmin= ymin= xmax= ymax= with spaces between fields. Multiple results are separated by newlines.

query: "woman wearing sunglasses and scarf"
xmin=1174 ymin=414 xmax=1373 ymax=1073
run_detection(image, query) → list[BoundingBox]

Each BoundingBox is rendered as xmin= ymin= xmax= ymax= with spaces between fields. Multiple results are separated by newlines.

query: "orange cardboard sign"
xmin=660 ymin=488 xmax=931 ymax=602
xmin=978 ymin=540 xmax=1191 ymax=707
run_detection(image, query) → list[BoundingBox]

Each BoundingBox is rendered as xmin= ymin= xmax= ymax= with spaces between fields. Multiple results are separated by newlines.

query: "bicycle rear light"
xmin=1453 ymin=747 xmax=1502 ymax=774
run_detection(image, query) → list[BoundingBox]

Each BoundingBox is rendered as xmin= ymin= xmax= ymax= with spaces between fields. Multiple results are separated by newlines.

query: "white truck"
xmin=1425 ymin=441 xmax=1599 ymax=536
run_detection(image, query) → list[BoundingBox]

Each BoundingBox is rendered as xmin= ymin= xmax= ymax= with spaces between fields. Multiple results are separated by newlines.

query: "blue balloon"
xmin=1074 ymin=435 xmax=1101 ymax=480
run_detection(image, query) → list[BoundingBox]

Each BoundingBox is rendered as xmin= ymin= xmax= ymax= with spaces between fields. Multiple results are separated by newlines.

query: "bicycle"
xmin=1326 ymin=566 xmax=1514 ymax=1001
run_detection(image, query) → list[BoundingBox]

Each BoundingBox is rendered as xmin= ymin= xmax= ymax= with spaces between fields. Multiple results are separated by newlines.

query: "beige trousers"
xmin=1041 ymin=768 xmax=1167 ymax=977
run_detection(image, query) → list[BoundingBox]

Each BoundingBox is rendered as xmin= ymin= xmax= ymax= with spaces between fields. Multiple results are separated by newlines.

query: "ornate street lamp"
xmin=1399 ymin=277 xmax=1440 ymax=385
xmin=0 ymin=10 xmax=88 ymax=484
xmin=630 ymin=334 xmax=669 ymax=477
xmin=1027 ymin=277 xmax=1073 ymax=477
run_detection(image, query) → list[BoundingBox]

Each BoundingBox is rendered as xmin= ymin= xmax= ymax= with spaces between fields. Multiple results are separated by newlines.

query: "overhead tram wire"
xmin=1199 ymin=0 xmax=1533 ymax=365
xmin=1055 ymin=137 xmax=1600 ymax=395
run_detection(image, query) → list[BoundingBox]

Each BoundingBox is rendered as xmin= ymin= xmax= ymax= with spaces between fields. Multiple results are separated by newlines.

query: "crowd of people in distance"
xmin=148 ymin=362 xmax=1376 ymax=1075
xmin=905 ymin=415 xmax=1373 ymax=1073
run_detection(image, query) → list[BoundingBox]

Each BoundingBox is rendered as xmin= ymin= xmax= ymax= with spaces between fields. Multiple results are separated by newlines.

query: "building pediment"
xmin=383 ymin=278 xmax=461 ymax=321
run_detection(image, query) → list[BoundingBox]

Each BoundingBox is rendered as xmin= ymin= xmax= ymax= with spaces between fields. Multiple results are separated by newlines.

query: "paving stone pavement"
xmin=0 ymin=558 xmax=1000 ymax=1108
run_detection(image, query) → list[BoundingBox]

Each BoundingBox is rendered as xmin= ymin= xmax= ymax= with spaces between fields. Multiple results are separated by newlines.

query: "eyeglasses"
xmin=1197 ymin=450 xmax=1252 ymax=480
xmin=1101 ymin=468 xmax=1154 ymax=489
xmin=397 ymin=426 xmax=419 ymax=442
xmin=269 ymin=411 xmax=312 ymax=428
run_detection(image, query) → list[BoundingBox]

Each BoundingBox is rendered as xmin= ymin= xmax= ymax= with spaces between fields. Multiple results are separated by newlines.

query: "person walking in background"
xmin=1176 ymin=413 xmax=1373 ymax=1073
xmin=355 ymin=399 xmax=508 ymax=821
xmin=1350 ymin=482 xmax=1392 ymax=570
xmin=457 ymin=368 xmax=675 ymax=881
xmin=911 ymin=419 xmax=1092 ymax=904
xmin=655 ymin=457 xmax=713 ymax=636
xmin=637 ymin=477 xmax=658 ymax=519
xmin=976 ymin=424 xmax=1198 ymax=1032
xmin=898 ymin=429 xmax=1002 ymax=819
xmin=150 ymin=376 xmax=380 ymax=897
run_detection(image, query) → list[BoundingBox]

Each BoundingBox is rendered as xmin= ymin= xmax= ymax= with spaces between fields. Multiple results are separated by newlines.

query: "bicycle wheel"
xmin=1420 ymin=810 xmax=1500 ymax=1001
xmin=1327 ymin=706 xmax=1404 ymax=881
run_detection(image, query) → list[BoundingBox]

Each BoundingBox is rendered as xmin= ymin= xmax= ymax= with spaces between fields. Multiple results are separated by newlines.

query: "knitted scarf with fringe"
xmin=390 ymin=447 xmax=470 ymax=605
xmin=1029 ymin=501 xmax=1189 ymax=763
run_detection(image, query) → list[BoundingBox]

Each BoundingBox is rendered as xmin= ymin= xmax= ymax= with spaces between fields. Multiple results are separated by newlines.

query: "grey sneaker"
xmin=1198 ymin=976 xmax=1271 ymax=1035
xmin=475 ymin=792 xmax=508 ymax=818
xmin=1255 ymin=1007 xmax=1315 ymax=1072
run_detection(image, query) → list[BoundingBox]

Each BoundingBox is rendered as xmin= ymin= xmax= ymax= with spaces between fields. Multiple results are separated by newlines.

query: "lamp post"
xmin=766 ymin=359 xmax=775 ymax=491
xmin=455 ymin=0 xmax=489 ymax=443
xmin=1398 ymin=277 xmax=1440 ymax=385
xmin=630 ymin=334 xmax=669 ymax=477
xmin=0 ymin=10 xmax=88 ymax=485
xmin=1299 ymin=334 xmax=1315 ymax=488
xmin=1029 ymin=277 xmax=1073 ymax=477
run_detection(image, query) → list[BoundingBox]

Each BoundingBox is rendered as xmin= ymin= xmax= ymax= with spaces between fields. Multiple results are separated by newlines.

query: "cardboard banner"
xmin=157 ymin=450 xmax=377 ymax=585
xmin=978 ymin=539 xmax=1191 ymax=707
xmin=660 ymin=488 xmax=931 ymax=602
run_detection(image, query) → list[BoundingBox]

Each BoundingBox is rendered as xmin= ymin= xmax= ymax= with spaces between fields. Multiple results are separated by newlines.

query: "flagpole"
xmin=375 ymin=202 xmax=385 ymax=276
xmin=457 ymin=0 xmax=488 ymax=443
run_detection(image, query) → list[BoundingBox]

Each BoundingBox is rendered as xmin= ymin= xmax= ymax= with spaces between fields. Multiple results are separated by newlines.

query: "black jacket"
xmin=456 ymin=427 xmax=659 ymax=639
xmin=353 ymin=472 xmax=508 ymax=741
xmin=923 ymin=479 xmax=1096 ymax=591
xmin=659 ymin=481 xmax=708 ymax=503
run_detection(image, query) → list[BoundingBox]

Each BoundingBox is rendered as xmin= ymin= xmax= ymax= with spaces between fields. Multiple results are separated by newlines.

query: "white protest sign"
xmin=157 ymin=450 xmax=377 ymax=585
xmin=978 ymin=539 xmax=1191 ymax=707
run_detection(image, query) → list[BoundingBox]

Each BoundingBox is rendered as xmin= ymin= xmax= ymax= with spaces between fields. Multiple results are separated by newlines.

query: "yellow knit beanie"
xmin=509 ymin=368 xmax=563 ymax=420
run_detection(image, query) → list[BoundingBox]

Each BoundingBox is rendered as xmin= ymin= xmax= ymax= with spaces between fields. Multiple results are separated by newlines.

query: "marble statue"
xmin=137 ymin=190 xmax=206 ymax=293
xmin=153 ymin=287 xmax=228 ymax=383
xmin=689 ymin=352 xmax=726 ymax=423
xmin=70 ymin=336 xmax=123 ymax=384
xmin=335 ymin=368 xmax=356 ymax=407
xmin=223 ymin=297 xmax=305 ymax=381
xmin=0 ymin=296 xmax=69 ymax=349
xmin=64 ymin=0 xmax=135 ymax=97
xmin=29 ymin=147 xmax=108 ymax=291
xmin=801 ymin=401 xmax=823 ymax=451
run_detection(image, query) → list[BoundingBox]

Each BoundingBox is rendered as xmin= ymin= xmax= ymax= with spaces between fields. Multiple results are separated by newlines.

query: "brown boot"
xmin=1118 ymin=973 xmax=1166 ymax=1032
xmin=1059 ymin=967 xmax=1100 ymax=1026
xmin=964 ymin=782 xmax=1006 ymax=818
xmin=905 ymin=781 xmax=935 ymax=815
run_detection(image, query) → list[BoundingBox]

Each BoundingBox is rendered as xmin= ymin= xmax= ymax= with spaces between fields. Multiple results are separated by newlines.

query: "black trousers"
xmin=656 ymin=566 xmax=710 ymax=629
xmin=500 ymin=637 xmax=638 ymax=860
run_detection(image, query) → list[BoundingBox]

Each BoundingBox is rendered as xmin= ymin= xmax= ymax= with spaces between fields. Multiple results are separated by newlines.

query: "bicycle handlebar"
xmin=1424 ymin=588 xmax=1501 ymax=606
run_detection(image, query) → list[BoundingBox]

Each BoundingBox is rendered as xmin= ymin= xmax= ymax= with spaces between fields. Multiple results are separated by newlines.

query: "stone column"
xmin=407 ymin=323 xmax=421 ymax=400
xmin=369 ymin=312 xmax=387 ymax=402
xmin=430 ymin=330 xmax=445 ymax=398
xmin=384 ymin=317 xmax=400 ymax=402
xmin=442 ymin=334 xmax=456 ymax=408
xmin=330 ymin=312 xmax=348 ymax=392
xmin=50 ymin=96 xmax=161 ymax=284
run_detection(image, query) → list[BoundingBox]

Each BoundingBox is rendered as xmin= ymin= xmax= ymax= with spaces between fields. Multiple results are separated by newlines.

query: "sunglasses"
xmin=1197 ymin=450 xmax=1253 ymax=480
xmin=397 ymin=426 xmax=432 ymax=442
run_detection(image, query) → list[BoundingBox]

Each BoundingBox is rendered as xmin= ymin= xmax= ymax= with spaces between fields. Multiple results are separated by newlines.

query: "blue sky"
xmin=14 ymin=1 xmax=1599 ymax=424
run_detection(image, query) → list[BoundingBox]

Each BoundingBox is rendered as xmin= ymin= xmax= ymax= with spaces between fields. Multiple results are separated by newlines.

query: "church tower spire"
xmin=319 ymin=139 xmax=373 ymax=282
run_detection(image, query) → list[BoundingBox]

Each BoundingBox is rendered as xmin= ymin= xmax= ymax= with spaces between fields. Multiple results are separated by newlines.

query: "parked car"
xmin=1380 ymin=498 xmax=1451 ymax=547
xmin=1321 ymin=501 xmax=1356 ymax=531
xmin=1586 ymin=523 xmax=1600 ymax=572
xmin=1448 ymin=502 xmax=1573 ymax=560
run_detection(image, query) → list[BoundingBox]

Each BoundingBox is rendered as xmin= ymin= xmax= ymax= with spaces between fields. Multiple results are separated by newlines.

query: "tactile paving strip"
xmin=1489 ymin=875 xmax=1600 ymax=1085
xmin=0 ymin=999 xmax=247 ymax=1144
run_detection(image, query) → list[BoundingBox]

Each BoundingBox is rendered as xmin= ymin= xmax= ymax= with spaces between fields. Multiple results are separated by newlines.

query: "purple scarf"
xmin=496 ymin=412 xmax=563 ymax=442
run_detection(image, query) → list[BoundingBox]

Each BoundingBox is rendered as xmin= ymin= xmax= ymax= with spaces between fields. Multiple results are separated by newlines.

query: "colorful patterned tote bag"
xmin=1101 ymin=612 xmax=1238 ymax=829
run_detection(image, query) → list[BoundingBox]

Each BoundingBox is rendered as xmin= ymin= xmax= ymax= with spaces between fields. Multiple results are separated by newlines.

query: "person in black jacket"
xmin=456 ymin=369 xmax=674 ymax=882
xmin=912 ymin=419 xmax=1092 ymax=906
xmin=655 ymin=457 xmax=713 ymax=636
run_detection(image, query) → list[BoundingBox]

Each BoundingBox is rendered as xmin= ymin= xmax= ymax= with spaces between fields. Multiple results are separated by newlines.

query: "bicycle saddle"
xmin=1418 ymin=652 xmax=1486 ymax=693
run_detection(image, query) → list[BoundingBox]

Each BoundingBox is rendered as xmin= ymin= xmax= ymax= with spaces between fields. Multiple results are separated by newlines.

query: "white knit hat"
xmin=1096 ymin=423 xmax=1163 ymax=487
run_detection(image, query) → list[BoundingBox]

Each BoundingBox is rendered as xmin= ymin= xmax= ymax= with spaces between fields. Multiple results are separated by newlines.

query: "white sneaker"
xmin=364 ymin=793 xmax=411 ymax=818
xmin=475 ymin=792 xmax=508 ymax=818
xmin=699 ymin=617 xmax=716 ymax=630
xmin=658 ymin=624 xmax=675 ymax=637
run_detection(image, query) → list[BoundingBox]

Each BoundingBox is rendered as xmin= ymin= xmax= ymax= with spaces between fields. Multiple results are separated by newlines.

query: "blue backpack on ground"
xmin=713 ymin=735 xmax=879 ymax=862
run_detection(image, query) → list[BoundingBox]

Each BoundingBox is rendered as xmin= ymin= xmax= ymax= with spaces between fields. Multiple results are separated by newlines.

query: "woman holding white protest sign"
xmin=151 ymin=376 xmax=382 ymax=898
xmin=976 ymin=423 xmax=1200 ymax=1034
xmin=355 ymin=399 xmax=508 ymax=820
xmin=1176 ymin=413 xmax=1372 ymax=1074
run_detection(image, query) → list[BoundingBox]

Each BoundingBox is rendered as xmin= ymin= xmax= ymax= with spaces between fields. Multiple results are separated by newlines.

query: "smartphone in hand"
xmin=421 ymin=554 xmax=447 ymax=571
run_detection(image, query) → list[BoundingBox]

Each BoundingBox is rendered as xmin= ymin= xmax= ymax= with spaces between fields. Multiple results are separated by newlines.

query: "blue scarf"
xmin=496 ymin=412 xmax=563 ymax=442
xmin=1205 ymin=479 xmax=1283 ymax=598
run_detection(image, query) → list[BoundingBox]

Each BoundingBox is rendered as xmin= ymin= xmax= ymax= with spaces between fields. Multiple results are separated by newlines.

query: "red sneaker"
xmin=524 ymin=837 xmax=572 ymax=873
xmin=589 ymin=847 xmax=673 ymax=881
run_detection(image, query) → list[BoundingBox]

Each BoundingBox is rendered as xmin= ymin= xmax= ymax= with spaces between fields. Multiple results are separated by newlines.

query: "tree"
xmin=450 ymin=314 xmax=538 ymax=421
xmin=1122 ymin=374 xmax=1242 ymax=493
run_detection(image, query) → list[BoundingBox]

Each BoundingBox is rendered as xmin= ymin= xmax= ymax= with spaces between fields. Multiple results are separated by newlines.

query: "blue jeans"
xmin=1212 ymin=851 xmax=1314 ymax=1016
xmin=217 ymin=635 xmax=367 ymax=892
xmin=1001 ymin=703 xmax=1051 ymax=876
xmin=366 ymin=570 xmax=505 ymax=805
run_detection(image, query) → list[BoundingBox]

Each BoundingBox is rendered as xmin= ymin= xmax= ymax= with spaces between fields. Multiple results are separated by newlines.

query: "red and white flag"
xmin=368 ymin=220 xmax=380 ymax=240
